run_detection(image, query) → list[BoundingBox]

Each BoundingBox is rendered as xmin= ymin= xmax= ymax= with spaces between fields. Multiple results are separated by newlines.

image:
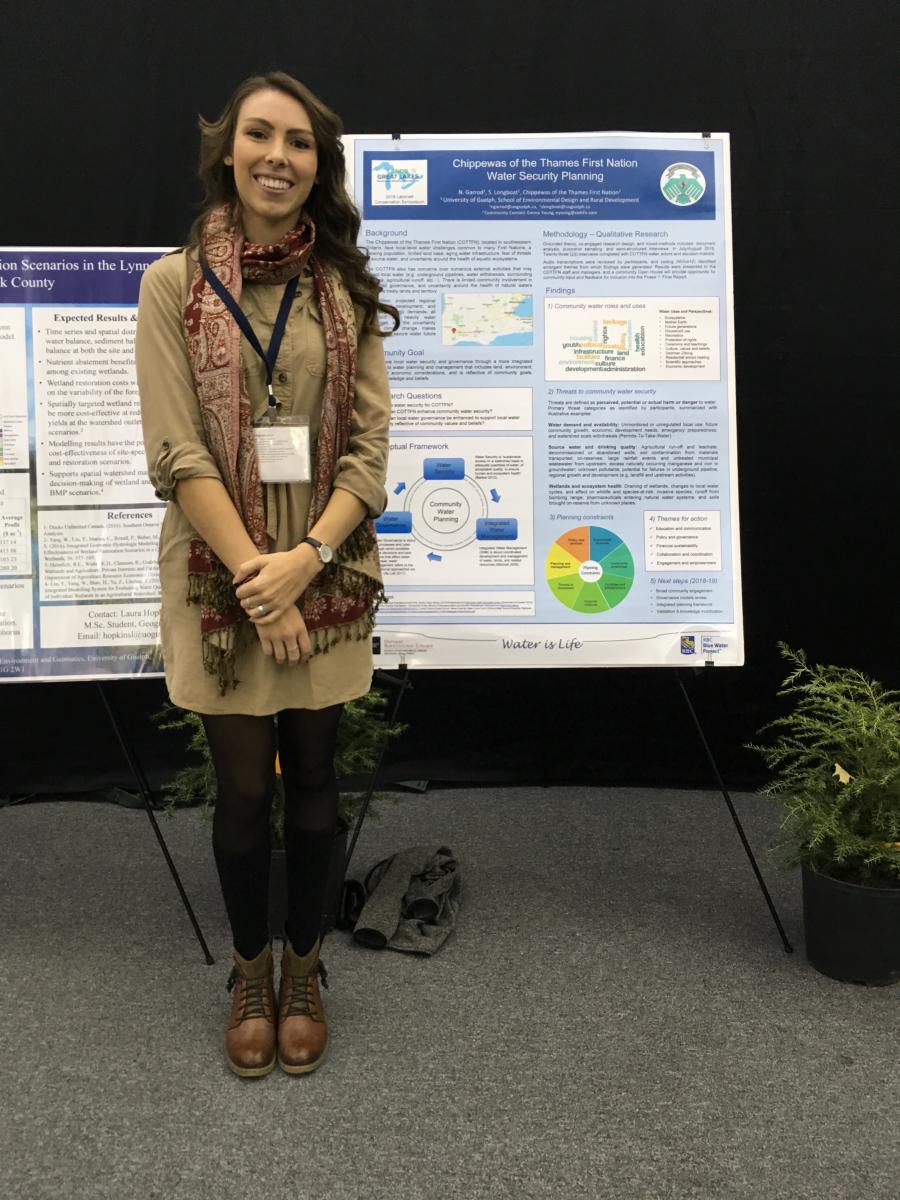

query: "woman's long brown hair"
xmin=188 ymin=71 xmax=399 ymax=336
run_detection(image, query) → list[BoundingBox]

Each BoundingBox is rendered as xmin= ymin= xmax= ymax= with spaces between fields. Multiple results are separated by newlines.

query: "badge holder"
xmin=253 ymin=390 xmax=311 ymax=484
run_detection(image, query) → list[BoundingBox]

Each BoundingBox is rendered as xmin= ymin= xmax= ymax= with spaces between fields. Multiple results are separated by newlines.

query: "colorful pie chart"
xmin=545 ymin=526 xmax=634 ymax=613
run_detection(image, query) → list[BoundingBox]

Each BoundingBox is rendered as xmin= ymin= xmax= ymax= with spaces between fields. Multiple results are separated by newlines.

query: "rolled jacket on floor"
xmin=352 ymin=846 xmax=461 ymax=954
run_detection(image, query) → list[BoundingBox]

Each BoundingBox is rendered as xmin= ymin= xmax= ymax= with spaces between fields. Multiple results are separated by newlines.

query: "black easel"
xmin=676 ymin=667 xmax=793 ymax=953
xmin=342 ymin=664 xmax=413 ymax=875
xmin=97 ymin=681 xmax=214 ymax=964
xmin=337 ymin=660 xmax=793 ymax=956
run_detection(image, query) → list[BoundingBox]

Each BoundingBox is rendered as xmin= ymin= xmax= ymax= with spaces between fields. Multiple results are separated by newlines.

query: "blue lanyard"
xmin=200 ymin=256 xmax=299 ymax=412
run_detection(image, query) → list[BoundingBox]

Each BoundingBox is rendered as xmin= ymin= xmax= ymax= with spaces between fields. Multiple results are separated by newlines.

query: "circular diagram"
xmin=406 ymin=475 xmax=488 ymax=551
xmin=545 ymin=526 xmax=634 ymax=613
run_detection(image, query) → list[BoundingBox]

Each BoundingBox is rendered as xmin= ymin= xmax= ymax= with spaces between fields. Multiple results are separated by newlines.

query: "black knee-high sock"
xmin=278 ymin=704 xmax=344 ymax=956
xmin=202 ymin=714 xmax=277 ymax=960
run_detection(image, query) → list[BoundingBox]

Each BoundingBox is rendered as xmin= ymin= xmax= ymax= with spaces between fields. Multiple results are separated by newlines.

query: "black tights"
xmin=202 ymin=705 xmax=344 ymax=960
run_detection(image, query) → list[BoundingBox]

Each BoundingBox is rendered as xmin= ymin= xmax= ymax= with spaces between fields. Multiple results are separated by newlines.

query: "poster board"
xmin=0 ymin=249 xmax=164 ymax=681
xmin=349 ymin=131 xmax=742 ymax=668
xmin=0 ymin=131 xmax=741 ymax=682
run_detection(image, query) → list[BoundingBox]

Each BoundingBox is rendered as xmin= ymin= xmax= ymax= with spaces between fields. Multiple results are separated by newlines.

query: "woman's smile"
xmin=225 ymin=87 xmax=318 ymax=242
xmin=254 ymin=173 xmax=294 ymax=193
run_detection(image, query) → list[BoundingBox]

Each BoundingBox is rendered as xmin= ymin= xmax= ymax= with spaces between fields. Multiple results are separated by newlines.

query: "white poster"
xmin=348 ymin=133 xmax=742 ymax=668
xmin=0 ymin=250 xmax=164 ymax=681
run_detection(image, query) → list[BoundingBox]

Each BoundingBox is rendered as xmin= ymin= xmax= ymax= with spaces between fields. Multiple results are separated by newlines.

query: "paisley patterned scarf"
xmin=183 ymin=204 xmax=382 ymax=692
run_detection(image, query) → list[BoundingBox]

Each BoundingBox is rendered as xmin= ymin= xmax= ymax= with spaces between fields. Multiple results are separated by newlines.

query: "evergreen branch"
xmin=747 ymin=644 xmax=900 ymax=886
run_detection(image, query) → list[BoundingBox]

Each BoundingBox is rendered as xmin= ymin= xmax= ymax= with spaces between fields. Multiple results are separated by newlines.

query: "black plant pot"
xmin=268 ymin=825 xmax=349 ymax=940
xmin=802 ymin=862 xmax=900 ymax=986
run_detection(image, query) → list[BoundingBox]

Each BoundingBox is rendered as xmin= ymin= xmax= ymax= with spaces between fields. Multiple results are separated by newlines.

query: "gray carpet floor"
xmin=1 ymin=787 xmax=897 ymax=1200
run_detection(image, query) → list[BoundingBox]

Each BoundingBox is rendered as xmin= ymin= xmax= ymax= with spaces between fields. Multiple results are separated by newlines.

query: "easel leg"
xmin=97 ymin=683 xmax=214 ymax=964
xmin=343 ymin=665 xmax=413 ymax=875
xmin=676 ymin=674 xmax=794 ymax=954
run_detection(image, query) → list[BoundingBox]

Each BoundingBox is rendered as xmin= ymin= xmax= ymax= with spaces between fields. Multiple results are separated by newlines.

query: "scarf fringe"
xmin=145 ymin=642 xmax=165 ymax=671
xmin=187 ymin=566 xmax=245 ymax=694
xmin=305 ymin=563 xmax=385 ymax=652
xmin=187 ymin=563 xmax=240 ymax=614
xmin=202 ymin=627 xmax=242 ymax=695
xmin=187 ymin=553 xmax=386 ymax=689
xmin=309 ymin=613 xmax=376 ymax=657
xmin=338 ymin=519 xmax=378 ymax=564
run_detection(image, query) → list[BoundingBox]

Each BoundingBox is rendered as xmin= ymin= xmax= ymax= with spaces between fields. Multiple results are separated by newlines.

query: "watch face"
xmin=319 ymin=543 xmax=334 ymax=563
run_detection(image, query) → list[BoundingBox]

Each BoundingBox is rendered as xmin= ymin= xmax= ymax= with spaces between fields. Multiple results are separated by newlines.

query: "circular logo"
xmin=660 ymin=163 xmax=707 ymax=207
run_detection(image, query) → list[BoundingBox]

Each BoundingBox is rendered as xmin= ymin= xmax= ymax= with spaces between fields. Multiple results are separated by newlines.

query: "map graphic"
xmin=545 ymin=526 xmax=634 ymax=613
xmin=442 ymin=293 xmax=533 ymax=347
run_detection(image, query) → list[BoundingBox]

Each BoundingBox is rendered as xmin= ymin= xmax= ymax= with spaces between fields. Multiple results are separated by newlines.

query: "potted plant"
xmin=156 ymin=688 xmax=406 ymax=932
xmin=749 ymin=644 xmax=900 ymax=985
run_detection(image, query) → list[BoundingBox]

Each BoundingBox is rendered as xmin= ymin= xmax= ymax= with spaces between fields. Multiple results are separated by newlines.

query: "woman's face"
xmin=224 ymin=87 xmax=319 ymax=244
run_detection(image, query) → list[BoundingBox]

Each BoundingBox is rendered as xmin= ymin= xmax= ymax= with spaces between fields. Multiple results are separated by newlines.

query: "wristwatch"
xmin=300 ymin=536 xmax=334 ymax=564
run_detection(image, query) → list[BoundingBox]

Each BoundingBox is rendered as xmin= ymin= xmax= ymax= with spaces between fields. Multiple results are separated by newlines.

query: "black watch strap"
xmin=300 ymin=536 xmax=333 ymax=564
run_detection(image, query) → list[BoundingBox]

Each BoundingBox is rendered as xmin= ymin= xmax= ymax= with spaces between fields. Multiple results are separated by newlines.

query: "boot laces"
xmin=226 ymin=968 xmax=271 ymax=1021
xmin=285 ymin=961 xmax=329 ymax=1020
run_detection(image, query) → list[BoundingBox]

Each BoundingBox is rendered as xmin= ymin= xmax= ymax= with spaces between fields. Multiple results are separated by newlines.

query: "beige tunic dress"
xmin=135 ymin=249 xmax=390 ymax=715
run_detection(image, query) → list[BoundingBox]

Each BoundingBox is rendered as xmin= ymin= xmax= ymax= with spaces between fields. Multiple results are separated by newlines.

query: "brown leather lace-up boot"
xmin=225 ymin=944 xmax=277 ymax=1078
xmin=277 ymin=936 xmax=329 ymax=1074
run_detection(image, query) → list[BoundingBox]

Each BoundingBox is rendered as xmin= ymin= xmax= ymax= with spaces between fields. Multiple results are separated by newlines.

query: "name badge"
xmin=252 ymin=415 xmax=311 ymax=483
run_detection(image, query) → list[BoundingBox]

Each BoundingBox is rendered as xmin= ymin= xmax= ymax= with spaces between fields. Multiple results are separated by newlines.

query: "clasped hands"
xmin=233 ymin=547 xmax=322 ymax=665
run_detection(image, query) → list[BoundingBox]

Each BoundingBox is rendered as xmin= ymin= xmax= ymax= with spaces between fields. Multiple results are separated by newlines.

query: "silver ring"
xmin=256 ymin=604 xmax=266 ymax=616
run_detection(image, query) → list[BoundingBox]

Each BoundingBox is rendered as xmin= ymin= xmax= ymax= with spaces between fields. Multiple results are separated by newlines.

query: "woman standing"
xmin=136 ymin=72 xmax=396 ymax=1078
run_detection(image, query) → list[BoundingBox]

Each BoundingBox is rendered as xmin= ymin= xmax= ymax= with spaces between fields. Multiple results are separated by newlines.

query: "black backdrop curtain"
xmin=1 ymin=1 xmax=896 ymax=795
